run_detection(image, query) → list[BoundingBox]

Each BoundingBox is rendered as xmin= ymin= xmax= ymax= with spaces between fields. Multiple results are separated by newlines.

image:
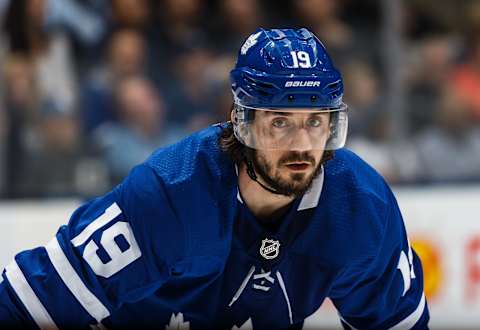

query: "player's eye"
xmin=271 ymin=117 xmax=290 ymax=128
xmin=306 ymin=117 xmax=322 ymax=128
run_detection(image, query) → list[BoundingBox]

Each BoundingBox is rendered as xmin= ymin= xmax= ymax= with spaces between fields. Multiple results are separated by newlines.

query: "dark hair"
xmin=3 ymin=0 xmax=29 ymax=52
xmin=219 ymin=121 xmax=335 ymax=166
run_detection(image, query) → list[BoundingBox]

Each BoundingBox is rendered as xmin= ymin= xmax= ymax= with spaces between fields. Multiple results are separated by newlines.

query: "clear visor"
xmin=233 ymin=103 xmax=348 ymax=151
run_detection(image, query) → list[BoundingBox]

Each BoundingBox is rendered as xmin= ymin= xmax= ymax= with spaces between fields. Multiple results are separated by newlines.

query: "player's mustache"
xmin=278 ymin=152 xmax=316 ymax=166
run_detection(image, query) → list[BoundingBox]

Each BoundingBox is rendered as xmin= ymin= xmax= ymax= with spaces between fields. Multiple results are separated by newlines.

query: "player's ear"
xmin=230 ymin=108 xmax=236 ymax=124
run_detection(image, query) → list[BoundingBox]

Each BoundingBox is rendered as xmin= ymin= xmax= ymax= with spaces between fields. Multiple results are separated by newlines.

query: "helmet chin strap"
xmin=245 ymin=158 xmax=285 ymax=196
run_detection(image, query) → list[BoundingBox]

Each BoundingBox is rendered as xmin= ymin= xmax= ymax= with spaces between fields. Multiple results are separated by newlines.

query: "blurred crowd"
xmin=0 ymin=0 xmax=480 ymax=199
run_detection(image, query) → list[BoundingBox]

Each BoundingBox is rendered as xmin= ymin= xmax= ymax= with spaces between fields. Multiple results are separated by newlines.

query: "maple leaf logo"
xmin=165 ymin=313 xmax=190 ymax=330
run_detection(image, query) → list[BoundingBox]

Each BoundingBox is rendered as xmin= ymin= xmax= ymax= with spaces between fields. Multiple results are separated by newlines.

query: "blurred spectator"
xmin=342 ymin=59 xmax=383 ymax=139
xmin=22 ymin=112 xmax=80 ymax=197
xmin=163 ymin=47 xmax=219 ymax=131
xmin=149 ymin=0 xmax=208 ymax=93
xmin=44 ymin=0 xmax=106 ymax=48
xmin=347 ymin=130 xmax=419 ymax=184
xmin=154 ymin=0 xmax=206 ymax=56
xmin=414 ymin=87 xmax=480 ymax=183
xmin=0 ymin=105 xmax=5 ymax=197
xmin=3 ymin=0 xmax=78 ymax=115
xmin=403 ymin=0 xmax=457 ymax=40
xmin=109 ymin=29 xmax=147 ymax=77
xmin=111 ymin=0 xmax=150 ymax=30
xmin=0 ymin=58 xmax=6 ymax=196
xmin=348 ymin=116 xmax=421 ymax=185
xmin=43 ymin=0 xmax=108 ymax=70
xmin=345 ymin=60 xmax=421 ymax=184
xmin=2 ymin=54 xmax=38 ymax=197
xmin=1 ymin=0 xmax=479 ymax=199
xmin=450 ymin=25 xmax=480 ymax=123
xmin=212 ymin=0 xmax=266 ymax=53
xmin=93 ymin=75 xmax=186 ymax=183
xmin=406 ymin=34 xmax=458 ymax=132
xmin=81 ymin=28 xmax=147 ymax=134
xmin=292 ymin=0 xmax=354 ymax=64
xmin=2 ymin=53 xmax=80 ymax=197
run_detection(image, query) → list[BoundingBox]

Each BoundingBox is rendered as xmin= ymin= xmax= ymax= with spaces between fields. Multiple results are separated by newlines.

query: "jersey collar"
xmin=236 ymin=165 xmax=324 ymax=212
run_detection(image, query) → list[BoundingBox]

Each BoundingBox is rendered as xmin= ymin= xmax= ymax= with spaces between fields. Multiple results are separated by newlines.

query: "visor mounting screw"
xmin=310 ymin=95 xmax=317 ymax=102
xmin=288 ymin=95 xmax=294 ymax=102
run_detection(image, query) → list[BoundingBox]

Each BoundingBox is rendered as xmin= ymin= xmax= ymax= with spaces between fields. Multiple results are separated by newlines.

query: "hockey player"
xmin=0 ymin=28 xmax=429 ymax=329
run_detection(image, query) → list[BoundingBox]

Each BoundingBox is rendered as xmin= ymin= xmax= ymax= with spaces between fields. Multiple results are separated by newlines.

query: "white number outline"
xmin=71 ymin=203 xmax=142 ymax=278
xmin=397 ymin=240 xmax=416 ymax=296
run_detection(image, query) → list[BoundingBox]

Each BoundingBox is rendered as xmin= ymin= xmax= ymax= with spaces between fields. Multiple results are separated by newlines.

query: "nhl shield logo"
xmin=260 ymin=239 xmax=281 ymax=260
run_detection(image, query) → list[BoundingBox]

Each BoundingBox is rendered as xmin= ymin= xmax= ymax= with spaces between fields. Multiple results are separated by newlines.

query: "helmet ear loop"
xmin=231 ymin=107 xmax=246 ymax=143
xmin=324 ymin=113 xmax=337 ymax=148
xmin=230 ymin=105 xmax=238 ymax=124
xmin=233 ymin=105 xmax=257 ymax=147
xmin=321 ymin=114 xmax=337 ymax=163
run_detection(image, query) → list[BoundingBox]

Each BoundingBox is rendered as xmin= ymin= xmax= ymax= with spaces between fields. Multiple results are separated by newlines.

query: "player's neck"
xmin=237 ymin=163 xmax=295 ymax=220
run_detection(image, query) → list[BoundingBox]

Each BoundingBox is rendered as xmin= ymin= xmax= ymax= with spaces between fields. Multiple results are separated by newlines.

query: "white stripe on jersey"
xmin=5 ymin=260 xmax=58 ymax=330
xmin=71 ymin=203 xmax=122 ymax=246
xmin=45 ymin=237 xmax=110 ymax=323
xmin=388 ymin=293 xmax=426 ymax=330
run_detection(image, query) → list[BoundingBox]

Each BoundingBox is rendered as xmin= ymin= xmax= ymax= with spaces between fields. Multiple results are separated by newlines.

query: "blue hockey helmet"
xmin=230 ymin=28 xmax=348 ymax=151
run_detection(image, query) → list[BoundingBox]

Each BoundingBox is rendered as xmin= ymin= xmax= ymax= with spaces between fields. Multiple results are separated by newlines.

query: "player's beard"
xmin=252 ymin=150 xmax=323 ymax=198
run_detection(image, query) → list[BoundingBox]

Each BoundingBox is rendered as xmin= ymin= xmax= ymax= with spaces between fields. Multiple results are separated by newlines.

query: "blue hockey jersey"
xmin=0 ymin=123 xmax=428 ymax=329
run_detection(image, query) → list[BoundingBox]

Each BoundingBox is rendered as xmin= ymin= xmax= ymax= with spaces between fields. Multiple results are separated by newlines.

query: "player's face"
xmin=251 ymin=111 xmax=330 ymax=197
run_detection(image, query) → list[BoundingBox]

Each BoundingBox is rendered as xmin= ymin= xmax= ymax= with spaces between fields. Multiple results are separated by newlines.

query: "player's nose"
xmin=289 ymin=128 xmax=313 ymax=152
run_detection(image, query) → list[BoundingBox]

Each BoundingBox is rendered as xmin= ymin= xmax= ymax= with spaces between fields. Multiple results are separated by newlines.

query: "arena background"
xmin=0 ymin=0 xmax=479 ymax=328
